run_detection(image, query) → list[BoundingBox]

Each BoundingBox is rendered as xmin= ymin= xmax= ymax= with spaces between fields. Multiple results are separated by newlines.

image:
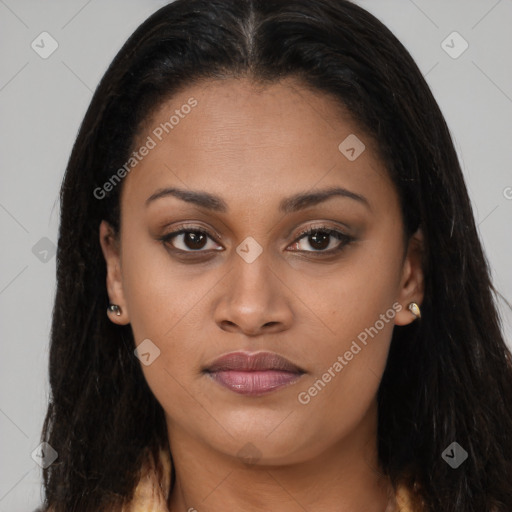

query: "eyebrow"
xmin=145 ymin=186 xmax=370 ymax=212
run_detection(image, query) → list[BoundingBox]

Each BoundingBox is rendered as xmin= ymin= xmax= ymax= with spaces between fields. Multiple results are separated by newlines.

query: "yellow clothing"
xmin=124 ymin=448 xmax=422 ymax=512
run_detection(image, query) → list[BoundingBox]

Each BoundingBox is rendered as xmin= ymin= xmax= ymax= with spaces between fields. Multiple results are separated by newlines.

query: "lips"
xmin=204 ymin=351 xmax=305 ymax=396
xmin=205 ymin=351 xmax=304 ymax=373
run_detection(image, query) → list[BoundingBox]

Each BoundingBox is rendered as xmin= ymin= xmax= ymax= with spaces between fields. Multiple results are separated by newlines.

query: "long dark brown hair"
xmin=41 ymin=0 xmax=512 ymax=510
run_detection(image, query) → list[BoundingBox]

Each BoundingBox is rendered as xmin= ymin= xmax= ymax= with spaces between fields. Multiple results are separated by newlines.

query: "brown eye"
xmin=307 ymin=231 xmax=331 ymax=250
xmin=161 ymin=229 xmax=222 ymax=252
xmin=289 ymin=227 xmax=353 ymax=253
xmin=182 ymin=231 xmax=208 ymax=250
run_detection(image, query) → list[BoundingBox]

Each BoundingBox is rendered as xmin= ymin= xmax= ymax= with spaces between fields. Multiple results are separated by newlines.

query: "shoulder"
xmin=395 ymin=482 xmax=425 ymax=512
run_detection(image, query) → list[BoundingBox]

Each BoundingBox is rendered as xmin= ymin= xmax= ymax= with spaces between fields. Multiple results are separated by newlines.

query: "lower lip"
xmin=207 ymin=370 xmax=303 ymax=396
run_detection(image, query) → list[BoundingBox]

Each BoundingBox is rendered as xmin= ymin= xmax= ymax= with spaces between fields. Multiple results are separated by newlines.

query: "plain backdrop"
xmin=1 ymin=1 xmax=511 ymax=510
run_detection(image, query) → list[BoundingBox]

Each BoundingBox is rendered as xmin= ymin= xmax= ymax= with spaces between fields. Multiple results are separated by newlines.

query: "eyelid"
xmin=288 ymin=224 xmax=354 ymax=253
xmin=293 ymin=221 xmax=351 ymax=239
xmin=159 ymin=222 xmax=222 ymax=241
xmin=159 ymin=221 xmax=354 ymax=255
xmin=159 ymin=223 xmax=223 ymax=252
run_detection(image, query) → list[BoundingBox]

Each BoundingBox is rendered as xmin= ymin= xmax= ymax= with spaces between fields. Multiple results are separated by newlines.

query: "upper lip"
xmin=204 ymin=351 xmax=305 ymax=373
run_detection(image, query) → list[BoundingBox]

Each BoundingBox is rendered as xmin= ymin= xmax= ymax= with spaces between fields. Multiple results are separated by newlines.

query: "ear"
xmin=394 ymin=228 xmax=425 ymax=326
xmin=99 ymin=220 xmax=130 ymax=325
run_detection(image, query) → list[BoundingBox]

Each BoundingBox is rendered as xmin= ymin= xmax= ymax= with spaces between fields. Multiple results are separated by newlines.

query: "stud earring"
xmin=108 ymin=304 xmax=122 ymax=316
xmin=408 ymin=302 xmax=421 ymax=320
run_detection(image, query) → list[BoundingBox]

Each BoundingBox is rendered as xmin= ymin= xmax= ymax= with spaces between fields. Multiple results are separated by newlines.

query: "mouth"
xmin=203 ymin=351 xmax=306 ymax=396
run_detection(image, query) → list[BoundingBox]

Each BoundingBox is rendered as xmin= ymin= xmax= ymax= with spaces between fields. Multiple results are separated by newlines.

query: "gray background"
xmin=1 ymin=1 xmax=511 ymax=510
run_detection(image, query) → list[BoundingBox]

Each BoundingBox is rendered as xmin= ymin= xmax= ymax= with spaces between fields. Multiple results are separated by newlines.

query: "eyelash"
xmin=159 ymin=223 xmax=354 ymax=257
xmin=293 ymin=226 xmax=354 ymax=254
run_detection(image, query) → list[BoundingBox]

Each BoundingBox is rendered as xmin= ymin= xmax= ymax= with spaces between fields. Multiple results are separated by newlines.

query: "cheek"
xmin=120 ymin=229 xmax=208 ymax=340
xmin=292 ymin=300 xmax=396 ymax=450
xmin=290 ymin=229 xmax=402 ymax=430
xmin=290 ymin=233 xmax=403 ymax=343
xmin=119 ymin=234 xmax=215 ymax=405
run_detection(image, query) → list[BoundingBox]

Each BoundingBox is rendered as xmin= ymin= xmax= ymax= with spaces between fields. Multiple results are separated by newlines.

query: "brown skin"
xmin=99 ymin=77 xmax=424 ymax=511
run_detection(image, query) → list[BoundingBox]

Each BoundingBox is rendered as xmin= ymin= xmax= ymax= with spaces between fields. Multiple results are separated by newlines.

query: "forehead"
xmin=121 ymin=77 xmax=392 ymax=212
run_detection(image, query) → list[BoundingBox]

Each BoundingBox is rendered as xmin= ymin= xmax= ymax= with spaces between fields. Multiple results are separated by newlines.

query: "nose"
xmin=213 ymin=254 xmax=294 ymax=337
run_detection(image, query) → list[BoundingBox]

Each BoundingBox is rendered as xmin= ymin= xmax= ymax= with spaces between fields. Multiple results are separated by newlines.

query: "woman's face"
xmin=100 ymin=77 xmax=423 ymax=466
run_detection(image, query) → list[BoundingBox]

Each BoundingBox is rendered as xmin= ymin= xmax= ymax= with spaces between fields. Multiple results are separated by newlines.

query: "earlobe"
xmin=99 ymin=220 xmax=130 ymax=325
xmin=394 ymin=228 xmax=425 ymax=326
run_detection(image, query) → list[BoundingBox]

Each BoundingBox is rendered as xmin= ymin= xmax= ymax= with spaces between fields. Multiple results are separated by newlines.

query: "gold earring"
xmin=408 ymin=302 xmax=421 ymax=319
xmin=108 ymin=304 xmax=122 ymax=316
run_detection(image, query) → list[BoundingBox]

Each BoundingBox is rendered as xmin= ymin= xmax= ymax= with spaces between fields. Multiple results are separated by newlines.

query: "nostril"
xmin=219 ymin=320 xmax=238 ymax=331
